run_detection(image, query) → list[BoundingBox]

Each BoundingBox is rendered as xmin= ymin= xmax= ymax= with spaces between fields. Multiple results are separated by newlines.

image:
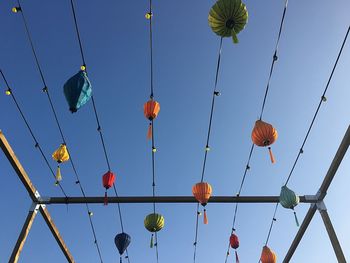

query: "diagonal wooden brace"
xmin=0 ymin=131 xmax=75 ymax=263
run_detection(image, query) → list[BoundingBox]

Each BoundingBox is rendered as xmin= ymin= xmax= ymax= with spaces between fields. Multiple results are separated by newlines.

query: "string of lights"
xmin=67 ymin=0 xmax=131 ymax=261
xmin=145 ymin=0 xmax=161 ymax=262
xmin=13 ymin=0 xmax=104 ymax=261
xmin=259 ymin=26 xmax=350 ymax=260
xmin=0 ymin=69 xmax=68 ymax=197
xmin=224 ymin=0 xmax=289 ymax=262
xmin=193 ymin=37 xmax=223 ymax=263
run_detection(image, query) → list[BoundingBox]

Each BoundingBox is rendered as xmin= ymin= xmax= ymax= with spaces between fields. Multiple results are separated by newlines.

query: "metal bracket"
xmin=29 ymin=203 xmax=40 ymax=213
xmin=38 ymin=196 xmax=50 ymax=203
xmin=304 ymin=195 xmax=318 ymax=202
xmin=34 ymin=190 xmax=41 ymax=199
xmin=315 ymin=190 xmax=326 ymax=201
xmin=316 ymin=200 xmax=327 ymax=212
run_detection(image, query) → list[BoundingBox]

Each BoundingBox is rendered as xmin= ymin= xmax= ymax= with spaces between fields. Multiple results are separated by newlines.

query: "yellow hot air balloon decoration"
xmin=52 ymin=144 xmax=70 ymax=184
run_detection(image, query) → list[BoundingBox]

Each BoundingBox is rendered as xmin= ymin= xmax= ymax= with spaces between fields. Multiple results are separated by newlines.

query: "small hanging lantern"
xmin=52 ymin=144 xmax=70 ymax=183
xmin=144 ymin=213 xmax=164 ymax=248
xmin=251 ymin=120 xmax=278 ymax=163
xmin=260 ymin=245 xmax=277 ymax=263
xmin=144 ymin=100 xmax=160 ymax=140
xmin=208 ymin=0 xmax=248 ymax=43
xmin=192 ymin=182 xmax=212 ymax=224
xmin=63 ymin=70 xmax=92 ymax=113
xmin=229 ymin=233 xmax=240 ymax=263
xmin=280 ymin=185 xmax=300 ymax=226
xmin=114 ymin=232 xmax=131 ymax=263
xmin=102 ymin=171 xmax=116 ymax=206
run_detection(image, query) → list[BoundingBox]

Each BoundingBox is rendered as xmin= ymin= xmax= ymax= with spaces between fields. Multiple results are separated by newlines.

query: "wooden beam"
xmin=9 ymin=204 xmax=39 ymax=263
xmin=0 ymin=130 xmax=37 ymax=201
xmin=319 ymin=207 xmax=347 ymax=263
xmin=0 ymin=130 xmax=75 ymax=262
xmin=283 ymin=204 xmax=317 ymax=263
xmin=39 ymin=206 xmax=75 ymax=263
xmin=44 ymin=195 xmax=316 ymax=204
xmin=318 ymin=125 xmax=350 ymax=196
xmin=284 ymin=125 xmax=350 ymax=262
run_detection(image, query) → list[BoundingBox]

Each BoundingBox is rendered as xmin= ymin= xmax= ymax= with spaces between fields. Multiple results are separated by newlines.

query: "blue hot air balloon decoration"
xmin=63 ymin=70 xmax=92 ymax=113
xmin=114 ymin=232 xmax=131 ymax=263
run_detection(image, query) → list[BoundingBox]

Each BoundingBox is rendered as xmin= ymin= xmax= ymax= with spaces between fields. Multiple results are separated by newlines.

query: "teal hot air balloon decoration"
xmin=144 ymin=213 xmax=165 ymax=248
xmin=114 ymin=232 xmax=131 ymax=263
xmin=208 ymin=0 xmax=248 ymax=43
xmin=63 ymin=70 xmax=92 ymax=113
xmin=280 ymin=185 xmax=300 ymax=226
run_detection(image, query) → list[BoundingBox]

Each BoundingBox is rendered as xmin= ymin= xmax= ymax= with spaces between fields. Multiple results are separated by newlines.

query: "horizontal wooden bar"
xmin=42 ymin=195 xmax=316 ymax=204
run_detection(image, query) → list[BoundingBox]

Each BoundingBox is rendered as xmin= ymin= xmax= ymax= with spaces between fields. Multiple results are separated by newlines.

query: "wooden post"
xmin=9 ymin=204 xmax=39 ymax=263
xmin=318 ymin=205 xmax=347 ymax=263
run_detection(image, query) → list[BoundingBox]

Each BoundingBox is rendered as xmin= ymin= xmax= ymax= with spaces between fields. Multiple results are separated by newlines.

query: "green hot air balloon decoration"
xmin=208 ymin=0 xmax=248 ymax=43
xmin=144 ymin=213 xmax=164 ymax=248
xmin=280 ymin=185 xmax=300 ymax=226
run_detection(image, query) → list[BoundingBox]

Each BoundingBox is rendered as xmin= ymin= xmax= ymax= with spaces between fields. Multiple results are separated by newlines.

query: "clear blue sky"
xmin=1 ymin=0 xmax=350 ymax=262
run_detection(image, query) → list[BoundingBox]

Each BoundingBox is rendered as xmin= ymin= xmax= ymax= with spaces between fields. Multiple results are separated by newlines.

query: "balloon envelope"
xmin=63 ymin=70 xmax=92 ymax=113
xmin=114 ymin=232 xmax=131 ymax=255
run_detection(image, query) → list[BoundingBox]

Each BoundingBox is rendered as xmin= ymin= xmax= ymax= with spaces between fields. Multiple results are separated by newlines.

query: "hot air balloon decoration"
xmin=280 ymin=185 xmax=300 ymax=226
xmin=102 ymin=171 xmax=116 ymax=206
xmin=260 ymin=245 xmax=277 ymax=263
xmin=114 ymin=232 xmax=131 ymax=263
xmin=230 ymin=233 xmax=240 ymax=263
xmin=192 ymin=182 xmax=212 ymax=224
xmin=144 ymin=213 xmax=164 ymax=248
xmin=52 ymin=144 xmax=70 ymax=184
xmin=251 ymin=120 xmax=278 ymax=163
xmin=144 ymin=99 xmax=160 ymax=140
xmin=63 ymin=70 xmax=92 ymax=113
xmin=208 ymin=0 xmax=248 ymax=43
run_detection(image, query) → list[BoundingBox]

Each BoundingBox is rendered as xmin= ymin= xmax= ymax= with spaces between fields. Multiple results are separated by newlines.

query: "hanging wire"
xmin=258 ymin=25 xmax=350 ymax=261
xmin=259 ymin=0 xmax=289 ymax=120
xmin=145 ymin=1 xmax=160 ymax=262
xmin=193 ymin=37 xmax=223 ymax=263
xmin=67 ymin=0 xmax=132 ymax=261
xmin=284 ymin=25 xmax=350 ymax=186
xmin=13 ymin=1 xmax=105 ymax=261
xmin=0 ymin=69 xmax=68 ymax=197
xmin=224 ymin=0 xmax=289 ymax=261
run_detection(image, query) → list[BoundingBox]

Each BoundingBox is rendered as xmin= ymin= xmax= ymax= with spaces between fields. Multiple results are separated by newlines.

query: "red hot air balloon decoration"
xmin=230 ymin=233 xmax=240 ymax=263
xmin=251 ymin=120 xmax=278 ymax=163
xmin=144 ymin=100 xmax=160 ymax=140
xmin=102 ymin=171 xmax=115 ymax=205
xmin=192 ymin=182 xmax=212 ymax=224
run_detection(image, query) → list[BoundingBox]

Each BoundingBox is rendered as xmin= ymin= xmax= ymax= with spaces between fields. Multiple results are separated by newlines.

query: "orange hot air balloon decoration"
xmin=230 ymin=233 xmax=240 ymax=263
xmin=52 ymin=144 xmax=70 ymax=184
xmin=260 ymin=245 xmax=277 ymax=263
xmin=102 ymin=171 xmax=116 ymax=206
xmin=251 ymin=120 xmax=278 ymax=163
xmin=192 ymin=182 xmax=212 ymax=224
xmin=144 ymin=100 xmax=160 ymax=140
